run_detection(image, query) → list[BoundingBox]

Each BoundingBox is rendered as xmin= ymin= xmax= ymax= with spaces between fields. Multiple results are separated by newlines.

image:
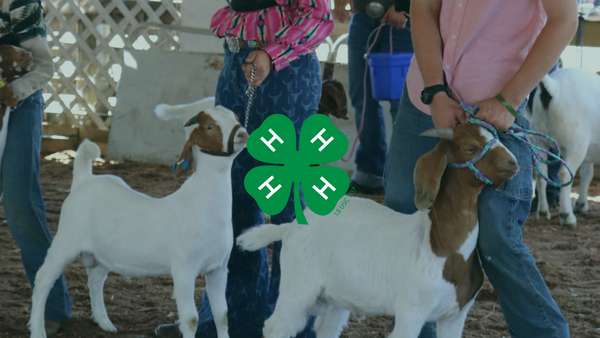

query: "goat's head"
xmin=413 ymin=123 xmax=519 ymax=211
xmin=155 ymin=99 xmax=248 ymax=180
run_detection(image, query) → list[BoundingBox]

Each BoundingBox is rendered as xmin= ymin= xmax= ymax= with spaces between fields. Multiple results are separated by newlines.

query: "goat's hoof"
xmin=536 ymin=210 xmax=551 ymax=220
xmin=95 ymin=317 xmax=117 ymax=333
xmin=29 ymin=326 xmax=47 ymax=338
xmin=573 ymin=201 xmax=589 ymax=214
xmin=559 ymin=213 xmax=577 ymax=227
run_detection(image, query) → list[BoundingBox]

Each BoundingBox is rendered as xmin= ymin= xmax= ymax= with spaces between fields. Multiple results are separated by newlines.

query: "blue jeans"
xmin=1 ymin=90 xmax=72 ymax=322
xmin=383 ymin=89 xmax=570 ymax=338
xmin=347 ymin=13 xmax=413 ymax=188
xmin=195 ymin=44 xmax=321 ymax=338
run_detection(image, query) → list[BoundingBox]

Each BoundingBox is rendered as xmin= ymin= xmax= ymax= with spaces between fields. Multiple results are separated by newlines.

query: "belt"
xmin=225 ymin=35 xmax=270 ymax=53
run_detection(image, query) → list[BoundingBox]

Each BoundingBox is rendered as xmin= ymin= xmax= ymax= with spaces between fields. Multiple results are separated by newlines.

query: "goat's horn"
xmin=420 ymin=128 xmax=454 ymax=140
xmin=184 ymin=115 xmax=199 ymax=127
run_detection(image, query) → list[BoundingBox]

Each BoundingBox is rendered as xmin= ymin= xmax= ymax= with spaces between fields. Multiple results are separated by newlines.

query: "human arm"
xmin=411 ymin=0 xmax=465 ymax=128
xmin=473 ymin=0 xmax=578 ymax=131
xmin=243 ymin=0 xmax=334 ymax=86
xmin=9 ymin=36 xmax=53 ymax=101
xmin=8 ymin=0 xmax=53 ymax=101
xmin=262 ymin=0 xmax=334 ymax=71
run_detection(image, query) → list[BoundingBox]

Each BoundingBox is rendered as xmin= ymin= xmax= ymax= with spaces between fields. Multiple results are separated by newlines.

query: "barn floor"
xmin=0 ymin=153 xmax=599 ymax=338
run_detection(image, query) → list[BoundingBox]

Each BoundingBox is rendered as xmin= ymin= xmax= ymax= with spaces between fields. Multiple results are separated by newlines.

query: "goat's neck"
xmin=428 ymin=169 xmax=484 ymax=257
xmin=179 ymin=152 xmax=234 ymax=212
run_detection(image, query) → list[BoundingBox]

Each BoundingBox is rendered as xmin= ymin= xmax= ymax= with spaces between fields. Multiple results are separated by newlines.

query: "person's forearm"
xmin=9 ymin=36 xmax=54 ymax=101
xmin=411 ymin=0 xmax=444 ymax=87
xmin=500 ymin=2 xmax=578 ymax=107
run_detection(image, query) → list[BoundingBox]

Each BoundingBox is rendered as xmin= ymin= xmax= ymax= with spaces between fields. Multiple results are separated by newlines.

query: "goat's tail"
xmin=72 ymin=139 xmax=100 ymax=190
xmin=237 ymin=223 xmax=293 ymax=252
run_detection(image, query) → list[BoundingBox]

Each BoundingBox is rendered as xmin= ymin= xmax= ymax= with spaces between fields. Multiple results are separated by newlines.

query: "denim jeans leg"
xmin=196 ymin=47 xmax=319 ymax=338
xmin=383 ymin=88 xmax=436 ymax=215
xmin=382 ymin=88 xmax=438 ymax=338
xmin=347 ymin=13 xmax=387 ymax=188
xmin=1 ymin=90 xmax=72 ymax=322
xmin=478 ymin=120 xmax=569 ymax=338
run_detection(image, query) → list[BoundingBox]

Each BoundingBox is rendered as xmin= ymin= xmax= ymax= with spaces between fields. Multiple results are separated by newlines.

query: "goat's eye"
xmin=207 ymin=125 xmax=213 ymax=130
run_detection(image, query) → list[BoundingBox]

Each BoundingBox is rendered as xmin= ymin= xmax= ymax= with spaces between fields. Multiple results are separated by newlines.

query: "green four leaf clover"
xmin=244 ymin=114 xmax=350 ymax=225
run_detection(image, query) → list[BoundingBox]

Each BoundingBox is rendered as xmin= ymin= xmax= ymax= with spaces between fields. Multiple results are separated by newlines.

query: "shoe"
xmin=155 ymin=322 xmax=182 ymax=337
xmin=347 ymin=180 xmax=384 ymax=195
xmin=45 ymin=321 xmax=62 ymax=337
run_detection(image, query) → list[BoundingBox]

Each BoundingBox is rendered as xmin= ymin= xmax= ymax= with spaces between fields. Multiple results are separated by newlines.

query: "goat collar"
xmin=447 ymin=104 xmax=497 ymax=185
xmin=172 ymin=124 xmax=243 ymax=173
xmin=200 ymin=124 xmax=242 ymax=157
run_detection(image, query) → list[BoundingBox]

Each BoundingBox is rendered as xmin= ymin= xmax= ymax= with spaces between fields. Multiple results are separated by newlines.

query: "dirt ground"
xmin=0 ymin=153 xmax=598 ymax=338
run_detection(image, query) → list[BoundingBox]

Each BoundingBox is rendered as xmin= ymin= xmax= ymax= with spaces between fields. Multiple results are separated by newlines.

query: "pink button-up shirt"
xmin=407 ymin=0 xmax=547 ymax=114
xmin=210 ymin=0 xmax=333 ymax=71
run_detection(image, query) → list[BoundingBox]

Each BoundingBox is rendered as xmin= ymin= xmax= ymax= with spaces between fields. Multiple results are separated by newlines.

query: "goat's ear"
xmin=414 ymin=141 xmax=450 ymax=211
xmin=174 ymin=137 xmax=196 ymax=180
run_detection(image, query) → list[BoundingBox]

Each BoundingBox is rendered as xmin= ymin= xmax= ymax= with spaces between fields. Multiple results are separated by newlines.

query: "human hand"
xmin=381 ymin=6 xmax=408 ymax=29
xmin=430 ymin=93 xmax=466 ymax=128
xmin=243 ymin=50 xmax=272 ymax=87
xmin=469 ymin=96 xmax=517 ymax=132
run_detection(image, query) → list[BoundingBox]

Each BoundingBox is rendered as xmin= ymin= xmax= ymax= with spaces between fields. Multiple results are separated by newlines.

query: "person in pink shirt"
xmin=383 ymin=0 xmax=577 ymax=337
xmin=155 ymin=1 xmax=333 ymax=337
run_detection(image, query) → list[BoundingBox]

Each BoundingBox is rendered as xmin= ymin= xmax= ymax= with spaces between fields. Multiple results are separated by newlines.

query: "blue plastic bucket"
xmin=367 ymin=52 xmax=413 ymax=101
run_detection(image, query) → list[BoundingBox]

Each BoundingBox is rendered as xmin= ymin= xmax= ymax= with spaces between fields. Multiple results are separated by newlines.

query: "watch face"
xmin=420 ymin=89 xmax=430 ymax=104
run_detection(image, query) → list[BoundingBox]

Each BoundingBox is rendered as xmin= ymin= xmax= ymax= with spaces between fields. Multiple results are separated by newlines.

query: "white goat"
xmin=238 ymin=124 xmax=519 ymax=338
xmin=28 ymin=98 xmax=247 ymax=338
xmin=527 ymin=68 xmax=600 ymax=226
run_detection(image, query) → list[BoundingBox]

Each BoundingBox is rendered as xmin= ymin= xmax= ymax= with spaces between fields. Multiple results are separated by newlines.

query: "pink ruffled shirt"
xmin=210 ymin=0 xmax=334 ymax=71
xmin=407 ymin=0 xmax=547 ymax=114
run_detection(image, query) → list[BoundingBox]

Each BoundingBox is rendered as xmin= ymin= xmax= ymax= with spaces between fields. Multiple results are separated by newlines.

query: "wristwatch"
xmin=420 ymin=85 xmax=451 ymax=105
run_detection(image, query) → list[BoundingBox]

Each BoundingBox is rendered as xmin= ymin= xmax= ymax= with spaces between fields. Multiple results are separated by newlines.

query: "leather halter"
xmin=200 ymin=124 xmax=243 ymax=157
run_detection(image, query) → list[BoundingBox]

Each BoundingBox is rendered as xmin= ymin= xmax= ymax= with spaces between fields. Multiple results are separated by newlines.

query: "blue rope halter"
xmin=448 ymin=102 xmax=575 ymax=188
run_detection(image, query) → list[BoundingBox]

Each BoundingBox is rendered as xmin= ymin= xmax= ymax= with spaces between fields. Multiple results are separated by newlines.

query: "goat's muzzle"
xmin=500 ymin=161 xmax=519 ymax=179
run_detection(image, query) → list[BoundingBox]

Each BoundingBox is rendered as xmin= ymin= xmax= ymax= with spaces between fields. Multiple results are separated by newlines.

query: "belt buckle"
xmin=225 ymin=35 xmax=240 ymax=53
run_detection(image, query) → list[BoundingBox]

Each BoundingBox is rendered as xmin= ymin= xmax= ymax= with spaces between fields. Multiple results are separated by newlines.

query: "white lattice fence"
xmin=42 ymin=0 xmax=181 ymax=133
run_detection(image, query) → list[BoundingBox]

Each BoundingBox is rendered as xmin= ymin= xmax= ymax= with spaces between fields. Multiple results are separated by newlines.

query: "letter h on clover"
xmin=244 ymin=114 xmax=350 ymax=225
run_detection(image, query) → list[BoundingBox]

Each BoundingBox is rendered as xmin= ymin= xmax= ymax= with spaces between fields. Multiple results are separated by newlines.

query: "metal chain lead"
xmin=244 ymin=63 xmax=256 ymax=130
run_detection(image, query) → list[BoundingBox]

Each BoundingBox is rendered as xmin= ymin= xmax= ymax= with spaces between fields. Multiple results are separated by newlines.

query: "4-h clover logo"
xmin=244 ymin=114 xmax=350 ymax=225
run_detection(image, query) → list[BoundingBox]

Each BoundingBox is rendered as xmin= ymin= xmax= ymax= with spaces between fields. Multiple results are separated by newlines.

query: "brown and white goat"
xmin=238 ymin=123 xmax=519 ymax=338
xmin=29 ymin=98 xmax=247 ymax=338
